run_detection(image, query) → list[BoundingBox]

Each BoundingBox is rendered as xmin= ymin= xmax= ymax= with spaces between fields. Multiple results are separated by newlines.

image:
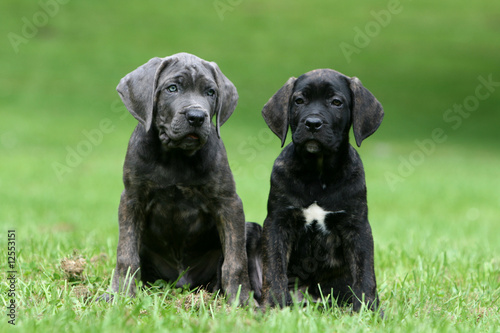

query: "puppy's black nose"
xmin=305 ymin=117 xmax=323 ymax=132
xmin=186 ymin=110 xmax=206 ymax=127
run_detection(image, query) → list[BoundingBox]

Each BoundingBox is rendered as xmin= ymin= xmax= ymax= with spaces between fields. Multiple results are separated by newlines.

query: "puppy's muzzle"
xmin=185 ymin=109 xmax=207 ymax=128
xmin=304 ymin=117 xmax=323 ymax=133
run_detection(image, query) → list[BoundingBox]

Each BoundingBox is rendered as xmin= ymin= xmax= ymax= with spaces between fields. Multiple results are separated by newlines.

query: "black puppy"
xmin=110 ymin=53 xmax=262 ymax=304
xmin=260 ymin=69 xmax=383 ymax=312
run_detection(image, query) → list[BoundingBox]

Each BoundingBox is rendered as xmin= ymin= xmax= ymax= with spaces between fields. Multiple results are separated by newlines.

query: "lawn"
xmin=1 ymin=0 xmax=499 ymax=332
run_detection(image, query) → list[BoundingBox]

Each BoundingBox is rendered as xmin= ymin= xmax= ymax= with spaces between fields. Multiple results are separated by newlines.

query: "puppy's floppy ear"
xmin=209 ymin=61 xmax=238 ymax=138
xmin=116 ymin=57 xmax=173 ymax=132
xmin=262 ymin=77 xmax=297 ymax=147
xmin=350 ymin=77 xmax=384 ymax=147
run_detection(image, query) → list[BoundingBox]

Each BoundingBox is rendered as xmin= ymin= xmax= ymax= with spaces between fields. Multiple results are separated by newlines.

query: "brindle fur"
xmin=261 ymin=69 xmax=383 ymax=313
xmin=110 ymin=53 xmax=262 ymax=304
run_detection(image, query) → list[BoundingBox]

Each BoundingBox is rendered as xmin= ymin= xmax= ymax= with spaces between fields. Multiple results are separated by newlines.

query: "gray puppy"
xmin=110 ymin=53 xmax=262 ymax=304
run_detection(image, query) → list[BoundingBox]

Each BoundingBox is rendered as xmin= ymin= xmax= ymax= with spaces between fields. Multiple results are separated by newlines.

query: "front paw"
xmin=352 ymin=295 xmax=381 ymax=315
xmin=224 ymin=283 xmax=251 ymax=305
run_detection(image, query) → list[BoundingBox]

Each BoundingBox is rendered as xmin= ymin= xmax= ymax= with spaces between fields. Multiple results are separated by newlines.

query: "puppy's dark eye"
xmin=166 ymin=85 xmax=178 ymax=92
xmin=295 ymin=98 xmax=304 ymax=105
xmin=332 ymin=99 xmax=342 ymax=107
xmin=207 ymin=89 xmax=216 ymax=97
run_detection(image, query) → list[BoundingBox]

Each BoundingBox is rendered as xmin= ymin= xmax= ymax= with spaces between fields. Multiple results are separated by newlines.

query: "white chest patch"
xmin=302 ymin=202 xmax=331 ymax=233
xmin=302 ymin=202 xmax=345 ymax=234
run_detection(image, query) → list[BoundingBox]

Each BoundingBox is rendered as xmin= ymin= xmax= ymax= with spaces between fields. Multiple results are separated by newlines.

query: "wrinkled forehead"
xmin=157 ymin=56 xmax=216 ymax=87
xmin=295 ymin=69 xmax=351 ymax=99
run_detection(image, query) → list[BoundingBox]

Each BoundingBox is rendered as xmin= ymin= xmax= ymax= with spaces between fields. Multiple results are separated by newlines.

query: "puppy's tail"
xmin=246 ymin=222 xmax=263 ymax=303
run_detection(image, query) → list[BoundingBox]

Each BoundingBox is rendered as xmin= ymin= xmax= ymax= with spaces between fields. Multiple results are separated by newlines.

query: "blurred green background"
xmin=1 ymin=0 xmax=499 ymax=252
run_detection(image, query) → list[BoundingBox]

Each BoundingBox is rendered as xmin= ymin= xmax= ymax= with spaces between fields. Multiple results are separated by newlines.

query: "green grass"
xmin=1 ymin=0 xmax=499 ymax=331
xmin=2 ymin=145 xmax=499 ymax=332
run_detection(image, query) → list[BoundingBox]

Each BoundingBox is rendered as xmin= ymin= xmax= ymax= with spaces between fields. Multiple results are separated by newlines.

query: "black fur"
xmin=261 ymin=69 xmax=383 ymax=313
